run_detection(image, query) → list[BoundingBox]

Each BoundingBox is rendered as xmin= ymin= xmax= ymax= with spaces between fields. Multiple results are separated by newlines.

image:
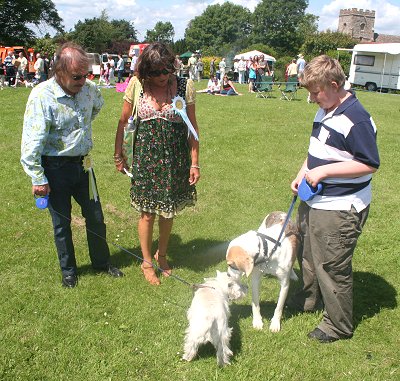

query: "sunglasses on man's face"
xmin=71 ymin=73 xmax=89 ymax=81
xmin=148 ymin=68 xmax=172 ymax=77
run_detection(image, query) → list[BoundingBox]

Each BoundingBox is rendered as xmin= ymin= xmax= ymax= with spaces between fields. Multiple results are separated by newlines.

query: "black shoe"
xmin=62 ymin=274 xmax=78 ymax=288
xmin=106 ymin=265 xmax=124 ymax=277
xmin=94 ymin=264 xmax=124 ymax=277
xmin=307 ymin=328 xmax=339 ymax=343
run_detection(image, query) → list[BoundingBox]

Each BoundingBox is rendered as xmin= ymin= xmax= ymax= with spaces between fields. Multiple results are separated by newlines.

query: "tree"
xmin=301 ymin=30 xmax=357 ymax=57
xmin=69 ymin=16 xmax=112 ymax=53
xmin=145 ymin=22 xmax=175 ymax=43
xmin=33 ymin=35 xmax=58 ymax=57
xmin=68 ymin=10 xmax=137 ymax=53
xmin=172 ymin=39 xmax=188 ymax=55
xmin=301 ymin=30 xmax=357 ymax=75
xmin=110 ymin=19 xmax=137 ymax=41
xmin=0 ymin=0 xmax=63 ymax=45
xmin=252 ymin=0 xmax=308 ymax=55
xmin=184 ymin=2 xmax=251 ymax=55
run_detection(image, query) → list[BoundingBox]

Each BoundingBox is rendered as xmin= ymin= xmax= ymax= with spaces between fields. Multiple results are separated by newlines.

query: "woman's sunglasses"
xmin=148 ymin=68 xmax=172 ymax=77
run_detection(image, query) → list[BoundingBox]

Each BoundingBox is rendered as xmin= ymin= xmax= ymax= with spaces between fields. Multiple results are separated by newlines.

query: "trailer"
xmin=347 ymin=43 xmax=400 ymax=91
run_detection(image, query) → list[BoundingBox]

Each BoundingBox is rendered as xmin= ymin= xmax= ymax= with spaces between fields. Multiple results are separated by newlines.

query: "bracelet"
xmin=191 ymin=165 xmax=200 ymax=169
xmin=113 ymin=154 xmax=123 ymax=159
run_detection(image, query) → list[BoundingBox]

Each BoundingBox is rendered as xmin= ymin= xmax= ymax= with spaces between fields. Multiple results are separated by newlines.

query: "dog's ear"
xmin=226 ymin=246 xmax=254 ymax=277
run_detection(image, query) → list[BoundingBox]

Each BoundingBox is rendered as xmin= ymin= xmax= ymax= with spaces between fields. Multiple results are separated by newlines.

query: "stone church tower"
xmin=338 ymin=8 xmax=375 ymax=42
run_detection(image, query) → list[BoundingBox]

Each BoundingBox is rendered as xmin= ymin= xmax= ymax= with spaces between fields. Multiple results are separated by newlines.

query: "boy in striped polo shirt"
xmin=289 ymin=55 xmax=380 ymax=343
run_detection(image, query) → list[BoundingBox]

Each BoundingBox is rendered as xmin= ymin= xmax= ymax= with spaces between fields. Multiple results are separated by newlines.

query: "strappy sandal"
xmin=154 ymin=251 xmax=172 ymax=277
xmin=141 ymin=263 xmax=160 ymax=285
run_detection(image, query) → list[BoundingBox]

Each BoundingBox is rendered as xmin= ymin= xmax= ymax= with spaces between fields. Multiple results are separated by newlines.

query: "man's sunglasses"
xmin=71 ymin=73 xmax=89 ymax=81
xmin=148 ymin=68 xmax=172 ymax=77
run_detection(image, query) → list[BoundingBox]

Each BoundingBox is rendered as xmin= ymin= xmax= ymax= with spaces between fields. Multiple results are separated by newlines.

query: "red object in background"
xmin=128 ymin=43 xmax=149 ymax=57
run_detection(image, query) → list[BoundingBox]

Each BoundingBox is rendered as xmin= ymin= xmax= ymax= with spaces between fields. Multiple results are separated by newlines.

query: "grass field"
xmin=0 ymin=82 xmax=399 ymax=381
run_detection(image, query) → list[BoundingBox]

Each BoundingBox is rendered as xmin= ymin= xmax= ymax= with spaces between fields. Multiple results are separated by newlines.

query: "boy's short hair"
xmin=300 ymin=55 xmax=346 ymax=90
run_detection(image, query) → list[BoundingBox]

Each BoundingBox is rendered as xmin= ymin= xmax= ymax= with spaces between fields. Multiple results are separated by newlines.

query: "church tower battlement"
xmin=338 ymin=8 xmax=375 ymax=42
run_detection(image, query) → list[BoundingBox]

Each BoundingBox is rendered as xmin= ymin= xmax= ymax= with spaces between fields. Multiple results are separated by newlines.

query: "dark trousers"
xmin=6 ymin=67 xmax=15 ymax=86
xmin=295 ymin=202 xmax=369 ymax=338
xmin=42 ymin=156 xmax=110 ymax=276
xmin=117 ymin=70 xmax=124 ymax=83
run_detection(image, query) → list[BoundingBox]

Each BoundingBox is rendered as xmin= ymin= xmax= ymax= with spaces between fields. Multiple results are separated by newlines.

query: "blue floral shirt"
xmin=21 ymin=78 xmax=104 ymax=185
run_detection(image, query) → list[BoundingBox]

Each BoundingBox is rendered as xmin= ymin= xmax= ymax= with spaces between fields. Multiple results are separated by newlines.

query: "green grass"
xmin=0 ymin=82 xmax=399 ymax=380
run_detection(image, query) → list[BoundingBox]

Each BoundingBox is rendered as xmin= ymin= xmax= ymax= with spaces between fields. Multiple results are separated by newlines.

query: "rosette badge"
xmin=171 ymin=96 xmax=199 ymax=141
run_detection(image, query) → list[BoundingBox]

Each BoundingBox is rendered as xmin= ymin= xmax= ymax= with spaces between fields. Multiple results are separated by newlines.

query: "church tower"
xmin=338 ymin=8 xmax=375 ymax=42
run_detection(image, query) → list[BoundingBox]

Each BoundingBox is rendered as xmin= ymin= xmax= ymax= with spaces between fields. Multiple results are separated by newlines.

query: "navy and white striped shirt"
xmin=306 ymin=93 xmax=380 ymax=211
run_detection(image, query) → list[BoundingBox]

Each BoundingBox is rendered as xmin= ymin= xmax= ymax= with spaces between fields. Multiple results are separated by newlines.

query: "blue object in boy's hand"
xmin=35 ymin=194 xmax=49 ymax=209
xmin=298 ymin=178 xmax=323 ymax=201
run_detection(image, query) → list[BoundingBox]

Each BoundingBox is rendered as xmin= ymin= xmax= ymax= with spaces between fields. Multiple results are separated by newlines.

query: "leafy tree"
xmin=326 ymin=49 xmax=353 ymax=76
xmin=110 ymin=19 xmax=137 ymax=41
xmin=252 ymin=0 xmax=308 ymax=55
xmin=69 ymin=16 xmax=112 ymax=53
xmin=68 ymin=10 xmax=137 ymax=53
xmin=184 ymin=2 xmax=251 ymax=55
xmin=0 ymin=0 xmax=63 ymax=45
xmin=172 ymin=39 xmax=187 ymax=55
xmin=301 ymin=30 xmax=357 ymax=57
xmin=297 ymin=13 xmax=319 ymax=42
xmin=145 ymin=21 xmax=174 ymax=43
xmin=33 ymin=35 xmax=58 ymax=57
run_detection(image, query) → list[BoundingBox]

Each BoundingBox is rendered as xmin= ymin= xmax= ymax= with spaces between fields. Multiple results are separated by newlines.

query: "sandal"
xmin=154 ymin=251 xmax=172 ymax=277
xmin=141 ymin=263 xmax=160 ymax=285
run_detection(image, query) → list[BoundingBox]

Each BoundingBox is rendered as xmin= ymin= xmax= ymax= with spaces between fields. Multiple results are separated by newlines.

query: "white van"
xmin=348 ymin=43 xmax=400 ymax=91
xmin=87 ymin=53 xmax=101 ymax=75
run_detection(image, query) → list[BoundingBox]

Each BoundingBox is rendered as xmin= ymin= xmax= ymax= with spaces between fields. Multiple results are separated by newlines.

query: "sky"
xmin=49 ymin=0 xmax=400 ymax=43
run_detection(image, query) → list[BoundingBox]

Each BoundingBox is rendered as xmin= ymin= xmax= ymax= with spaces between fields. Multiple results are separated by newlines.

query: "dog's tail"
xmin=290 ymin=269 xmax=298 ymax=281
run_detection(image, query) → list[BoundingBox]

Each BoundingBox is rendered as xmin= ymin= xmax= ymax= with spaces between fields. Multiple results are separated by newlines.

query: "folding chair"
xmin=279 ymin=76 xmax=298 ymax=100
xmin=255 ymin=75 xmax=274 ymax=98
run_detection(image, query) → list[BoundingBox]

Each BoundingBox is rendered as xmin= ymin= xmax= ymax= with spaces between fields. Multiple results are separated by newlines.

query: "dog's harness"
xmin=253 ymin=232 xmax=280 ymax=265
xmin=256 ymin=196 xmax=298 ymax=266
xmin=230 ymin=196 xmax=298 ymax=273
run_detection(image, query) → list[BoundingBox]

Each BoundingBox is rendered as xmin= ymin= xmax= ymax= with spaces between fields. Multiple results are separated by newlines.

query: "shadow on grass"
xmin=75 ymin=233 xmax=229 ymax=278
xmin=168 ymin=235 xmax=229 ymax=272
xmin=353 ymin=271 xmax=397 ymax=328
xmin=284 ymin=270 xmax=397 ymax=327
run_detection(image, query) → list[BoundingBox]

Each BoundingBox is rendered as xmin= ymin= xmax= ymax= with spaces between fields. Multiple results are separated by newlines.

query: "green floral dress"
xmin=123 ymin=76 xmax=197 ymax=218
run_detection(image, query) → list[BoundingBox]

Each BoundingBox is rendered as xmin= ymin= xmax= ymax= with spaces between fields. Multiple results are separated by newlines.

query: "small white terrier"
xmin=182 ymin=270 xmax=247 ymax=366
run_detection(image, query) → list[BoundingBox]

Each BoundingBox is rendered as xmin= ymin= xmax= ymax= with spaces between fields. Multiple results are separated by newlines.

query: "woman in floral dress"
xmin=114 ymin=43 xmax=200 ymax=285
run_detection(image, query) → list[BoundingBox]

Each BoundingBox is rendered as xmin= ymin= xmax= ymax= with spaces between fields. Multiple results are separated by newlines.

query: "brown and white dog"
xmin=226 ymin=212 xmax=300 ymax=332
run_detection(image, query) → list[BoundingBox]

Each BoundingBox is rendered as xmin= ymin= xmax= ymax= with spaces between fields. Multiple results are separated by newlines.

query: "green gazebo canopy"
xmin=180 ymin=51 xmax=193 ymax=58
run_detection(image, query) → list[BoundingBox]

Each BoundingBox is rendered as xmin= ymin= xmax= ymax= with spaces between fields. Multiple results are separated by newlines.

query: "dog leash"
xmin=270 ymin=195 xmax=298 ymax=254
xmin=268 ymin=195 xmax=298 ymax=256
xmin=44 ymin=208 xmax=210 ymax=291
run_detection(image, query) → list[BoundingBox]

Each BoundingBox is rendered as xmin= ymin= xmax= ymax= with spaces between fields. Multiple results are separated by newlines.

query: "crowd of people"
xmin=0 ymin=50 xmax=55 ymax=89
xmin=18 ymin=41 xmax=380 ymax=344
